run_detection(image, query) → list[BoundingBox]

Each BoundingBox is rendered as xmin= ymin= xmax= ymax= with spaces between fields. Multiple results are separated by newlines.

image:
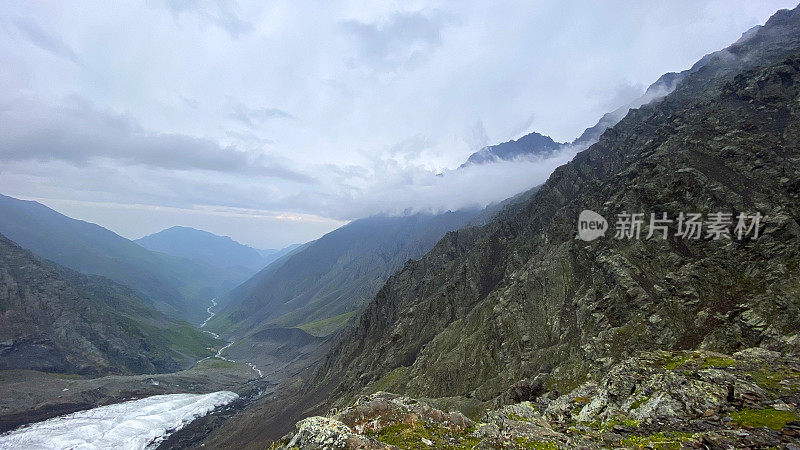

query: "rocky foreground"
xmin=274 ymin=349 xmax=800 ymax=449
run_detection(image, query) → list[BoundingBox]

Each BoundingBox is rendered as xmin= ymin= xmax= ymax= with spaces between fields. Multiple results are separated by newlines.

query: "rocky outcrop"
xmin=277 ymin=350 xmax=800 ymax=448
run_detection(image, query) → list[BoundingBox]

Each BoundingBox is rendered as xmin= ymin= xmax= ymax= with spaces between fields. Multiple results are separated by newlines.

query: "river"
xmin=197 ymin=299 xmax=263 ymax=378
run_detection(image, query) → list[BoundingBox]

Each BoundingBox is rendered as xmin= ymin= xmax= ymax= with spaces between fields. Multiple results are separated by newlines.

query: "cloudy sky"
xmin=0 ymin=0 xmax=795 ymax=248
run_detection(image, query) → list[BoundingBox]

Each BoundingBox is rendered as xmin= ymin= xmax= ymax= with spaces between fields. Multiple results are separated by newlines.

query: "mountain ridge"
xmin=314 ymin=9 xmax=800 ymax=406
xmin=136 ymin=225 xmax=297 ymax=285
xmin=0 ymin=232 xmax=221 ymax=376
xmin=0 ymin=194 xmax=237 ymax=323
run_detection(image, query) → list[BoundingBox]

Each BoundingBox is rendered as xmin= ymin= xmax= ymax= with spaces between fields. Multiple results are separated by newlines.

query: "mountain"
xmin=135 ymin=226 xmax=296 ymax=285
xmin=201 ymin=6 xmax=800 ymax=446
xmin=460 ymin=132 xmax=563 ymax=167
xmin=257 ymin=244 xmax=301 ymax=262
xmin=209 ymin=211 xmax=483 ymax=339
xmin=0 ymin=194 xmax=231 ymax=323
xmin=0 ymin=233 xmax=221 ymax=376
xmin=459 ymin=51 xmax=690 ymax=168
xmin=314 ymin=3 xmax=800 ymax=411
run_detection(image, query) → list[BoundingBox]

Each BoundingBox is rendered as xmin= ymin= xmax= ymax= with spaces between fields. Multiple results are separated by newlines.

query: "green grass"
xmin=621 ymin=431 xmax=694 ymax=449
xmin=155 ymin=325 xmax=219 ymax=357
xmin=507 ymin=413 xmax=531 ymax=422
xmin=205 ymin=311 xmax=235 ymax=335
xmin=630 ymin=394 xmax=652 ymax=410
xmin=115 ymin=316 xmax=219 ymax=360
xmin=606 ymin=418 xmax=640 ymax=430
xmin=656 ymin=353 xmax=694 ymax=370
xmin=572 ymin=396 xmax=590 ymax=405
xmin=52 ymin=373 xmax=86 ymax=380
xmin=296 ymin=311 xmax=356 ymax=337
xmin=365 ymin=366 xmax=411 ymax=395
xmin=700 ymin=356 xmax=736 ymax=368
xmin=193 ymin=358 xmax=239 ymax=370
xmin=368 ymin=422 xmax=480 ymax=449
xmin=731 ymin=408 xmax=800 ymax=430
xmin=513 ymin=437 xmax=559 ymax=449
xmin=749 ymin=367 xmax=800 ymax=392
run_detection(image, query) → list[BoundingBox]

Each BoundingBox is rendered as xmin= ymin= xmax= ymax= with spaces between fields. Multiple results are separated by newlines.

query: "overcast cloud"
xmin=0 ymin=0 xmax=795 ymax=248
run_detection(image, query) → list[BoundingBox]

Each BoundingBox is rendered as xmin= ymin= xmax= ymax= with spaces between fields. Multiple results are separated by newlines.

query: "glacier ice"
xmin=0 ymin=391 xmax=238 ymax=449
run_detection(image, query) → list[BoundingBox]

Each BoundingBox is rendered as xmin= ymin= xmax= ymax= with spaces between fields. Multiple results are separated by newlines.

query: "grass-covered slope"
xmin=0 ymin=195 xmax=231 ymax=323
xmin=209 ymin=211 xmax=482 ymax=338
xmin=0 ymin=233 xmax=222 ymax=376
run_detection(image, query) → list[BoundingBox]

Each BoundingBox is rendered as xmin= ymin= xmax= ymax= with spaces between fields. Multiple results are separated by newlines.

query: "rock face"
xmin=309 ymin=6 xmax=800 ymax=411
xmin=0 ymin=233 xmax=220 ymax=376
xmin=276 ymin=392 xmax=477 ymax=449
xmin=277 ymin=350 xmax=800 ymax=449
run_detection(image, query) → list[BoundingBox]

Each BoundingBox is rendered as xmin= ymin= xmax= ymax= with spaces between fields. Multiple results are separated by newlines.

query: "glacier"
xmin=0 ymin=391 xmax=239 ymax=449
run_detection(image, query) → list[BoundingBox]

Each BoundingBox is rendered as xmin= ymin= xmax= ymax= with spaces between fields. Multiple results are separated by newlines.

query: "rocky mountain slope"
xmin=0 ymin=232 xmax=221 ymax=376
xmin=136 ymin=226 xmax=294 ymax=286
xmin=0 ymin=194 xmax=233 ymax=323
xmin=311 ymin=5 xmax=800 ymax=409
xmin=198 ymin=6 xmax=800 ymax=448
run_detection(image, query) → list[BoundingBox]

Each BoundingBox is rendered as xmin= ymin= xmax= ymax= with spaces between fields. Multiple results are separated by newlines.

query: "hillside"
xmin=0 ymin=195 xmax=233 ymax=323
xmin=209 ymin=211 xmax=482 ymax=339
xmin=0 ymin=233 xmax=221 ymax=376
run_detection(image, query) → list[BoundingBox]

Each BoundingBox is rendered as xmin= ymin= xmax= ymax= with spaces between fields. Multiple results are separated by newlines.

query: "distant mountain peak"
xmin=460 ymin=131 xmax=563 ymax=168
xmin=136 ymin=226 xmax=299 ymax=283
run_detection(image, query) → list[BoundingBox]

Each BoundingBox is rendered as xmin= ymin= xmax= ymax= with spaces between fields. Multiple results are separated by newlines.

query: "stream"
xmin=198 ymin=299 xmax=263 ymax=378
